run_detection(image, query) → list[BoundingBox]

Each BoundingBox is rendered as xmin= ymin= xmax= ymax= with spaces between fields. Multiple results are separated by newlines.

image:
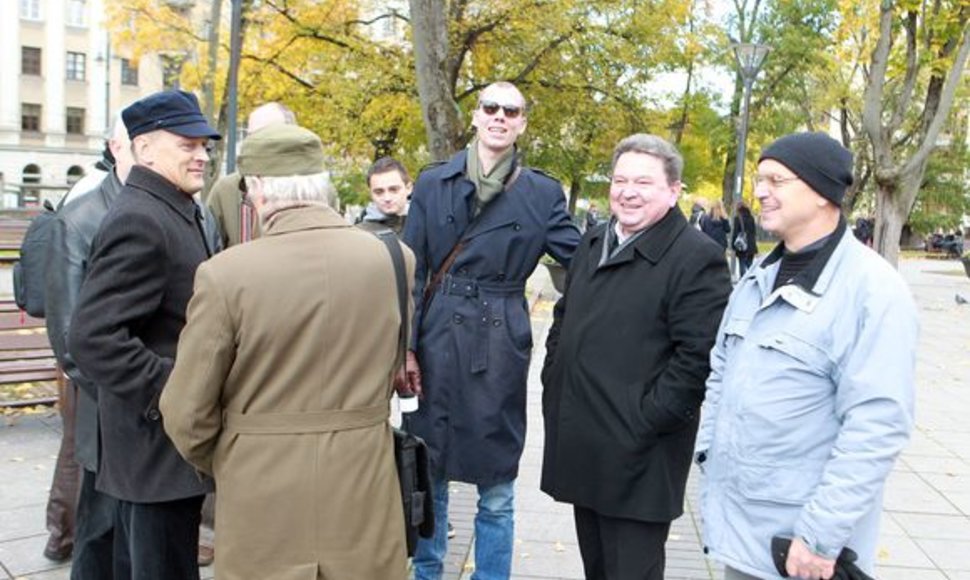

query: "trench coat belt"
xmin=223 ymin=404 xmax=389 ymax=435
xmin=440 ymin=274 xmax=526 ymax=298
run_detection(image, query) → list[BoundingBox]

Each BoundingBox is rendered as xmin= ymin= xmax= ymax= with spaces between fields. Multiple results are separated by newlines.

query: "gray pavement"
xmin=1 ymin=258 xmax=969 ymax=579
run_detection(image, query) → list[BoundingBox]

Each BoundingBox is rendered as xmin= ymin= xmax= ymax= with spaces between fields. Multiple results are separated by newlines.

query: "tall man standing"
xmin=68 ymin=90 xmax=221 ymax=579
xmin=696 ymin=132 xmax=917 ymax=580
xmin=541 ymin=134 xmax=731 ymax=579
xmin=401 ymin=81 xmax=580 ymax=580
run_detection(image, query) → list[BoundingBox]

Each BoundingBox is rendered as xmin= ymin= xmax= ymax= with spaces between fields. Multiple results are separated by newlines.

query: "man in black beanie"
xmin=695 ymin=132 xmax=918 ymax=580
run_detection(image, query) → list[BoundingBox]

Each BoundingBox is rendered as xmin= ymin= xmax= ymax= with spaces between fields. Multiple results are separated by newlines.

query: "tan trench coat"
xmin=160 ymin=206 xmax=413 ymax=580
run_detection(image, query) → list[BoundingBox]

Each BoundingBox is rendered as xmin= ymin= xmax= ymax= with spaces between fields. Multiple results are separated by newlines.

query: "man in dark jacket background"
xmin=68 ymin=90 xmax=221 ymax=579
xmin=44 ymin=113 xmax=134 ymax=577
xmin=541 ymin=133 xmax=731 ymax=579
xmin=400 ymin=81 xmax=580 ymax=580
xmin=356 ymin=156 xmax=411 ymax=236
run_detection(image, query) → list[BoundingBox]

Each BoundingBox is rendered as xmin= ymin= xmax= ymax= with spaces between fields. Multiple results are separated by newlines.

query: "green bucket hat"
xmin=238 ymin=125 xmax=325 ymax=177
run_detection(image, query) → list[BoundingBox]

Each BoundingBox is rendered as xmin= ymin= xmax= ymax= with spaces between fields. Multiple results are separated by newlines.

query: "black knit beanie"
xmin=759 ymin=132 xmax=853 ymax=206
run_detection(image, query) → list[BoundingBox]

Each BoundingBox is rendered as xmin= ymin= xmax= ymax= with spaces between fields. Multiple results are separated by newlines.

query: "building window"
xmin=20 ymin=0 xmax=41 ymax=20
xmin=67 ymin=166 xmax=85 ymax=185
xmin=66 ymin=52 xmax=86 ymax=81
xmin=66 ymin=107 xmax=85 ymax=135
xmin=22 ymin=104 xmax=41 ymax=132
xmin=161 ymin=55 xmax=183 ymax=90
xmin=22 ymin=164 xmax=42 ymax=205
xmin=66 ymin=0 xmax=86 ymax=26
xmin=121 ymin=58 xmax=138 ymax=86
xmin=22 ymin=47 xmax=42 ymax=76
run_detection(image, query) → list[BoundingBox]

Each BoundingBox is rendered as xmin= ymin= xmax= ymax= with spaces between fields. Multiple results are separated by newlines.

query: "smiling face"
xmin=368 ymin=169 xmax=411 ymax=216
xmin=609 ymin=152 xmax=681 ymax=238
xmin=754 ymin=158 xmax=836 ymax=250
xmin=471 ymin=84 xmax=527 ymax=156
xmin=133 ymin=130 xmax=210 ymax=194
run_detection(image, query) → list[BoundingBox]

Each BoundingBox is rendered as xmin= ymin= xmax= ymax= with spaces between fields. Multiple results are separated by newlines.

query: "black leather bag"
xmin=393 ymin=427 xmax=435 ymax=555
xmin=376 ymin=230 xmax=436 ymax=556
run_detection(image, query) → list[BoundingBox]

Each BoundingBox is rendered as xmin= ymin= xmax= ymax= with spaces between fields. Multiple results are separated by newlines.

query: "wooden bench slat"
xmin=0 ymin=333 xmax=52 ymax=350
xmin=0 ymin=370 xmax=58 ymax=383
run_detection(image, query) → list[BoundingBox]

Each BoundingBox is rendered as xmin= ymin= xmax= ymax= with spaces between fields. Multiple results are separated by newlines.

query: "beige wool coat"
xmin=160 ymin=205 xmax=413 ymax=580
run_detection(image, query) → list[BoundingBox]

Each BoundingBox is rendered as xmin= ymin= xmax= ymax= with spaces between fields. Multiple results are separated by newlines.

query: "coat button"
xmin=447 ymin=215 xmax=455 ymax=223
xmin=497 ymin=273 xmax=506 ymax=281
xmin=492 ymin=319 xmax=502 ymax=327
xmin=146 ymin=408 xmax=161 ymax=421
xmin=453 ymin=314 xmax=463 ymax=324
xmin=513 ymin=223 xmax=521 ymax=231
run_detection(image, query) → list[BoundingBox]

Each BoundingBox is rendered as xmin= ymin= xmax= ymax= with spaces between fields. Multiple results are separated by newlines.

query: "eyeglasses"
xmin=479 ymin=100 xmax=523 ymax=119
xmin=754 ymin=174 xmax=800 ymax=189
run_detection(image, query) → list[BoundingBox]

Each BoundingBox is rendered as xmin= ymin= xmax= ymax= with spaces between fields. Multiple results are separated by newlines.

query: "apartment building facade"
xmin=0 ymin=0 xmax=165 ymax=207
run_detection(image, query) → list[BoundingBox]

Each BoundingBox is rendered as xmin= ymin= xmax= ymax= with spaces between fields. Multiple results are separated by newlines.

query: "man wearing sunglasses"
xmin=695 ymin=132 xmax=917 ymax=580
xmin=400 ymin=81 xmax=580 ymax=580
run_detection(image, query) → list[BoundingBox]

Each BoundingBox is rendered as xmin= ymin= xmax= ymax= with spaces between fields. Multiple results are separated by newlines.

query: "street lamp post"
xmin=731 ymin=43 xmax=770 ymax=211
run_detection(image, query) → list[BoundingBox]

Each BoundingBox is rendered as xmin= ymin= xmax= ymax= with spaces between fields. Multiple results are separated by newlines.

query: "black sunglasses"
xmin=479 ymin=100 xmax=523 ymax=119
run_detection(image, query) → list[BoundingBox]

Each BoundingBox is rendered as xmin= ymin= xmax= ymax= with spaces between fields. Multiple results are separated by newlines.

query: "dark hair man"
xmin=357 ymin=156 xmax=412 ymax=236
xmin=68 ymin=90 xmax=221 ymax=579
xmin=399 ymin=81 xmax=581 ymax=579
xmin=541 ymin=133 xmax=731 ymax=579
xmin=696 ymin=132 xmax=917 ymax=580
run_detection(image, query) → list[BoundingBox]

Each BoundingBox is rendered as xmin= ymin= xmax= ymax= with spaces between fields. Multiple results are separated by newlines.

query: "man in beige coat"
xmin=160 ymin=125 xmax=412 ymax=579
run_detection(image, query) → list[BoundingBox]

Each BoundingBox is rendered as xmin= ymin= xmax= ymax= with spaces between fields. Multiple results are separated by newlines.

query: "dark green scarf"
xmin=466 ymin=137 xmax=516 ymax=216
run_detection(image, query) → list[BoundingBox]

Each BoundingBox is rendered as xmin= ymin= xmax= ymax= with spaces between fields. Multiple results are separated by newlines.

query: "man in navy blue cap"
xmin=68 ymin=90 xmax=221 ymax=580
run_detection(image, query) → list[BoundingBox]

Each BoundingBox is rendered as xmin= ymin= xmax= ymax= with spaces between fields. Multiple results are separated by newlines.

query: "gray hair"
xmin=246 ymin=172 xmax=336 ymax=222
xmin=611 ymin=134 xmax=683 ymax=185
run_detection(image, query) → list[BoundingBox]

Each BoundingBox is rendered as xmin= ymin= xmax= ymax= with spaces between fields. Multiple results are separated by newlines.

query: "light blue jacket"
xmin=696 ymin=230 xmax=917 ymax=578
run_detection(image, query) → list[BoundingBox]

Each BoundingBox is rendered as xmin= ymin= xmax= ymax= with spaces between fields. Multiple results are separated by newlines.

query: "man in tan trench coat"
xmin=160 ymin=124 xmax=412 ymax=580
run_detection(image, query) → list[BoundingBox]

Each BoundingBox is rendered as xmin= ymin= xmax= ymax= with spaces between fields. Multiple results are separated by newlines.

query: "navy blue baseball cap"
xmin=122 ymin=90 xmax=221 ymax=141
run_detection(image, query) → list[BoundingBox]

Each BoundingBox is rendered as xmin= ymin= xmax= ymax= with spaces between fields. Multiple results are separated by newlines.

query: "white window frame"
xmin=66 ymin=0 xmax=86 ymax=27
xmin=20 ymin=0 xmax=41 ymax=20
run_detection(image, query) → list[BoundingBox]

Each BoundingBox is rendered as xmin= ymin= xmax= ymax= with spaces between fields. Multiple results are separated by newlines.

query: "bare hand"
xmin=786 ymin=538 xmax=836 ymax=580
xmin=394 ymin=350 xmax=423 ymax=398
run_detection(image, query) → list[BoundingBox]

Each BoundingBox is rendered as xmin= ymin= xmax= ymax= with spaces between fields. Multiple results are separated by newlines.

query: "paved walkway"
xmin=1 ymin=258 xmax=969 ymax=579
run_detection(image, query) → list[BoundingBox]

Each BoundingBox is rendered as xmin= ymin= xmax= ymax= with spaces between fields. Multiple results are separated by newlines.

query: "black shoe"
xmin=447 ymin=522 xmax=456 ymax=539
xmin=43 ymin=543 xmax=72 ymax=563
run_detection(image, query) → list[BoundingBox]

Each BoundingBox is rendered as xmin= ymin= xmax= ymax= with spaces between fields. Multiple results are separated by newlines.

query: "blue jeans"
xmin=412 ymin=479 xmax=515 ymax=580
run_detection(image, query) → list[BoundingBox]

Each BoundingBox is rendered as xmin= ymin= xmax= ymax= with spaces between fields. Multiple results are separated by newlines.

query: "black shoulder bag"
xmin=374 ymin=230 xmax=435 ymax=556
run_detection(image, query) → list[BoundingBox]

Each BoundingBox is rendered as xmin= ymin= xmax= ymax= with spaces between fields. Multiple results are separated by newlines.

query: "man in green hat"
xmin=161 ymin=124 xmax=413 ymax=579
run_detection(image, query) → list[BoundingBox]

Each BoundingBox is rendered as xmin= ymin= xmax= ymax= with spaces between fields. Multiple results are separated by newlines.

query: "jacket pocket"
xmin=757 ymin=332 xmax=833 ymax=376
xmin=722 ymin=317 xmax=750 ymax=346
xmin=737 ymin=460 xmax=823 ymax=505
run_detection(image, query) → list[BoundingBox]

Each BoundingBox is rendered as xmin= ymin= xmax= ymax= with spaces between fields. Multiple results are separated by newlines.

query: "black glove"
xmin=770 ymin=536 xmax=874 ymax=580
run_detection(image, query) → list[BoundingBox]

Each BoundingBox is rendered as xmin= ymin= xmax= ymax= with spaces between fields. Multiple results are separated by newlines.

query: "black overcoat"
xmin=541 ymin=206 xmax=731 ymax=522
xmin=68 ymin=166 xmax=215 ymax=503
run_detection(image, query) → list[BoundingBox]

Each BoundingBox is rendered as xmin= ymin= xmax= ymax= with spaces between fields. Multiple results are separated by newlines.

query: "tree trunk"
xmin=202 ymin=0 xmax=222 ymax=121
xmin=409 ymin=0 xmax=463 ymax=160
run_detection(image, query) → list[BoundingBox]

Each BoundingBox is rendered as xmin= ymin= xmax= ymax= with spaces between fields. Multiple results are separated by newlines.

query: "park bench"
xmin=0 ymin=300 xmax=58 ymax=409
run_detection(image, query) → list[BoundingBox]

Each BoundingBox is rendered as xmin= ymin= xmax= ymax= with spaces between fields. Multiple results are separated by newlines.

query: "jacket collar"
xmin=125 ymin=165 xmax=197 ymax=223
xmin=263 ymin=205 xmax=352 ymax=237
xmin=753 ymin=224 xmax=854 ymax=313
xmin=100 ymin=169 xmax=124 ymax=206
xmin=440 ymin=150 xmax=468 ymax=180
xmin=589 ymin=205 xmax=689 ymax=270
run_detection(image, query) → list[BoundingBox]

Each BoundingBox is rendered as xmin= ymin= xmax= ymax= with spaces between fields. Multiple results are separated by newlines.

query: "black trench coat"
xmin=541 ymin=206 xmax=731 ymax=522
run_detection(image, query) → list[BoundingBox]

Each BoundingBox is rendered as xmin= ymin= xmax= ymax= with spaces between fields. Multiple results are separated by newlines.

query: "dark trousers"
xmin=574 ymin=506 xmax=671 ymax=580
xmin=46 ymin=372 xmax=80 ymax=558
xmin=72 ymin=469 xmax=123 ymax=580
xmin=115 ymin=495 xmax=204 ymax=580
